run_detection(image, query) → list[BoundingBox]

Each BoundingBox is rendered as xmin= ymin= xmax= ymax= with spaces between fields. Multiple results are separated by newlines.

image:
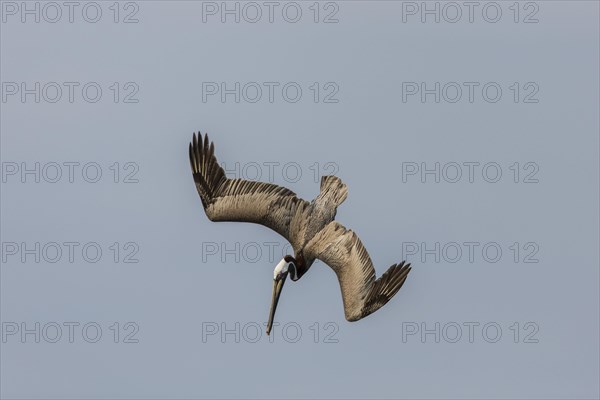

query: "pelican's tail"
xmin=318 ymin=175 xmax=348 ymax=207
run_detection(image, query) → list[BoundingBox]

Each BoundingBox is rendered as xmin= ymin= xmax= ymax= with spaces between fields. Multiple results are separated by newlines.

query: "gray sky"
xmin=1 ymin=1 xmax=599 ymax=399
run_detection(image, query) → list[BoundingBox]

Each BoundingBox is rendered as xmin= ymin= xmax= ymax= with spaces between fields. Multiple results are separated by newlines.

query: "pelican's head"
xmin=267 ymin=255 xmax=297 ymax=335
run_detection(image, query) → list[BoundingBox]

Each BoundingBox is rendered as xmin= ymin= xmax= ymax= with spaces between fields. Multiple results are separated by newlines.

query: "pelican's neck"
xmin=284 ymin=255 xmax=299 ymax=281
xmin=286 ymin=254 xmax=310 ymax=281
xmin=288 ymin=262 xmax=298 ymax=281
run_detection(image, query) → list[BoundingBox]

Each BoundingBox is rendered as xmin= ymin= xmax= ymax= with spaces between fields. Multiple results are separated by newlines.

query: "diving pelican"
xmin=189 ymin=132 xmax=411 ymax=334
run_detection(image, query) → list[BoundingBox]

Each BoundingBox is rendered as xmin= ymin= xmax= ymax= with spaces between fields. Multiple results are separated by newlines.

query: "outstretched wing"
xmin=305 ymin=222 xmax=411 ymax=321
xmin=189 ymin=132 xmax=309 ymax=245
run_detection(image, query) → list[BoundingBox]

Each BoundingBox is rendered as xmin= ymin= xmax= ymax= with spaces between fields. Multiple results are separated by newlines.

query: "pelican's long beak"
xmin=266 ymin=272 xmax=287 ymax=335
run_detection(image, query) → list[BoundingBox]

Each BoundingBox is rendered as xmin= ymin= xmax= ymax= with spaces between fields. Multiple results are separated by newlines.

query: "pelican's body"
xmin=189 ymin=132 xmax=411 ymax=333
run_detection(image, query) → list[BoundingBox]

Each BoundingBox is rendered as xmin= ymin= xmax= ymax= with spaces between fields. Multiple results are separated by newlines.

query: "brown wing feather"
xmin=305 ymin=222 xmax=411 ymax=321
xmin=189 ymin=132 xmax=309 ymax=244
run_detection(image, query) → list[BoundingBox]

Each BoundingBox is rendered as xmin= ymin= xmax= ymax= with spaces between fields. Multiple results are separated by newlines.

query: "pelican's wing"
xmin=189 ymin=132 xmax=309 ymax=244
xmin=305 ymin=222 xmax=411 ymax=321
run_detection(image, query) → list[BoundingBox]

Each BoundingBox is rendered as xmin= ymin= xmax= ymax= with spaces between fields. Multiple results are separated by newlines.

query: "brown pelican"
xmin=189 ymin=132 xmax=412 ymax=334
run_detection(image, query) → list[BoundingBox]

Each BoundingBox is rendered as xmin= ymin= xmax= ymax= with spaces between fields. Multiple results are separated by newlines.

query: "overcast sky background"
xmin=1 ymin=1 xmax=599 ymax=399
